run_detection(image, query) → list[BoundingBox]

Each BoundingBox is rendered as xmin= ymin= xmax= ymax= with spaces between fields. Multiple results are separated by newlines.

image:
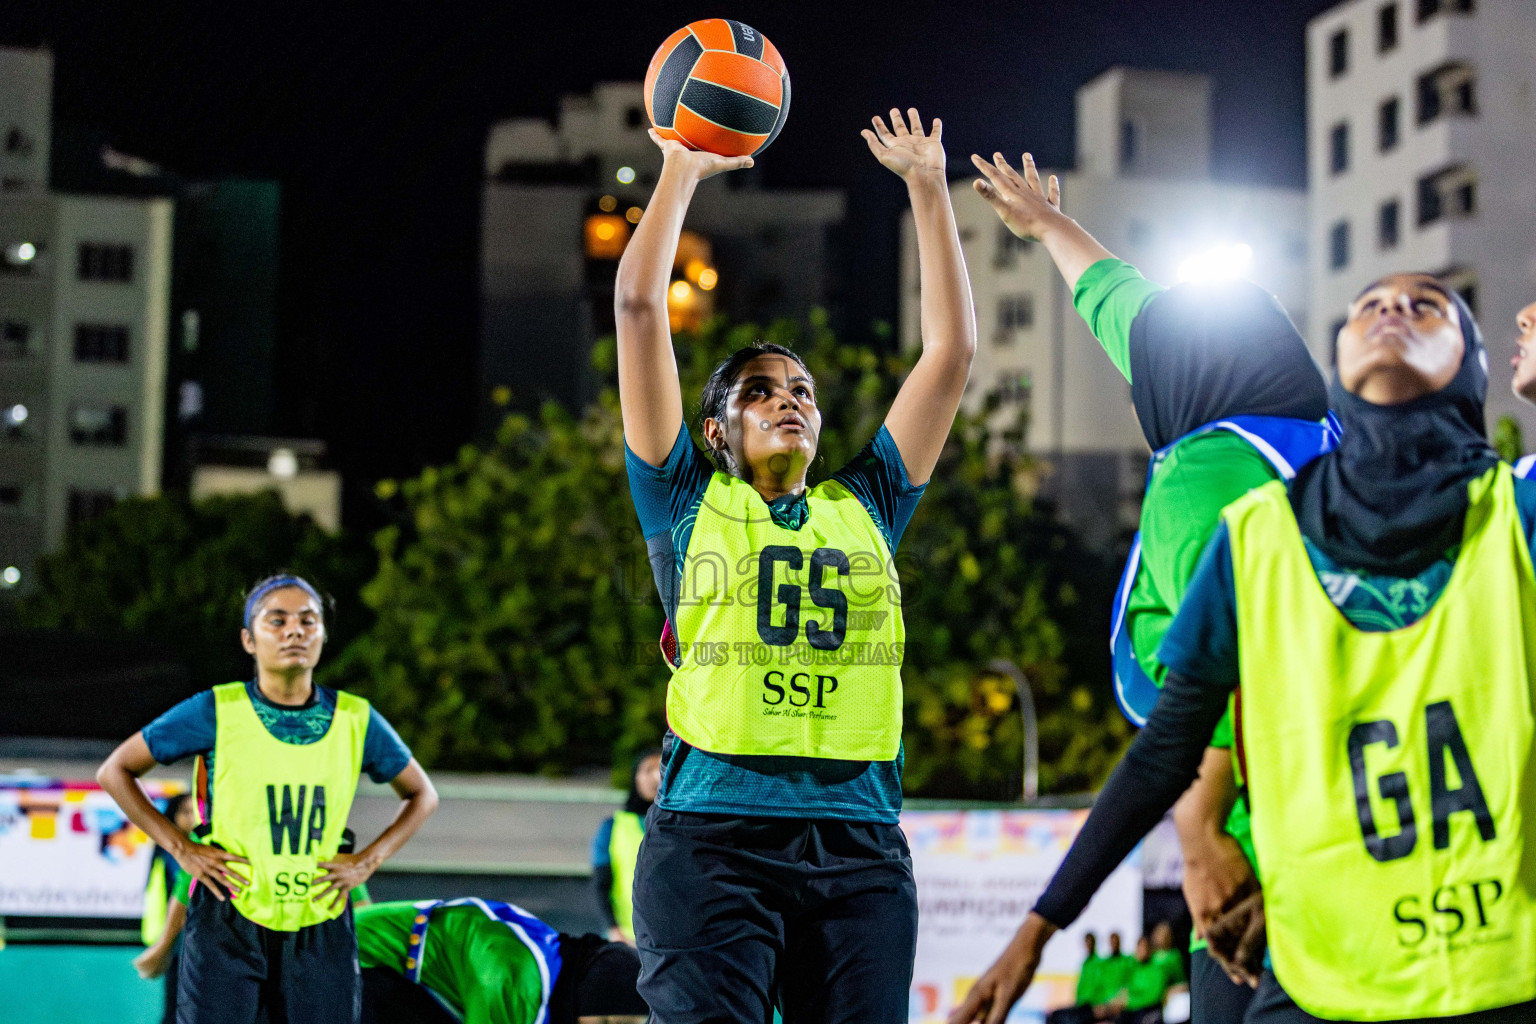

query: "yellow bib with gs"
xmin=667 ymin=473 xmax=905 ymax=760
xmin=207 ymin=682 xmax=369 ymax=932
xmin=1229 ymin=467 xmax=1536 ymax=1020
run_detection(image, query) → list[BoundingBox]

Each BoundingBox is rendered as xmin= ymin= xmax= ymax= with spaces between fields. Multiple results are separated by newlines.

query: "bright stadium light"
xmin=1177 ymin=242 xmax=1254 ymax=285
xmin=268 ymin=447 xmax=299 ymax=480
xmin=616 ymin=166 xmax=636 ymax=184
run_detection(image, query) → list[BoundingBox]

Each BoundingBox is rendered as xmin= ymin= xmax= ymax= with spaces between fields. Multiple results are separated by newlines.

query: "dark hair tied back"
xmin=697 ymin=343 xmax=813 ymax=475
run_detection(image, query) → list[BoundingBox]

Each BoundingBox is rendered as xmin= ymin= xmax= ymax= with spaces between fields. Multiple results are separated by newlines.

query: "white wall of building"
xmin=1307 ymin=0 xmax=1536 ymax=437
xmin=0 ymin=46 xmax=52 ymax=191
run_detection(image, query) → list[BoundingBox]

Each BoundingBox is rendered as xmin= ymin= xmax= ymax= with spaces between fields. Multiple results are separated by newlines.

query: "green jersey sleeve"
xmin=1071 ymin=258 xmax=1166 ymax=383
xmin=354 ymin=901 xmax=416 ymax=970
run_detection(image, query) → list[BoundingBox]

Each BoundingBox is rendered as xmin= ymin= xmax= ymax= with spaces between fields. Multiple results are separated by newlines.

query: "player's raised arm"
xmin=971 ymin=151 xmax=1113 ymax=292
xmin=865 ymin=108 xmax=977 ymax=485
xmin=614 ymin=131 xmax=752 ymax=466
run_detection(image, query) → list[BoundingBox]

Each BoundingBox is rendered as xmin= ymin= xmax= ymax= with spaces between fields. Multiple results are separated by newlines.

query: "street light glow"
xmin=670 ymin=280 xmax=692 ymax=301
xmin=698 ymin=268 xmax=718 ymax=291
xmin=616 ymin=166 xmax=636 ymax=184
xmin=1177 ymin=242 xmax=1254 ymax=285
xmin=1 ymin=566 xmax=20 ymax=587
xmin=15 ymin=242 xmax=36 ymax=261
xmin=4 ymin=404 xmax=27 ymax=426
xmin=268 ymin=447 xmax=299 ymax=480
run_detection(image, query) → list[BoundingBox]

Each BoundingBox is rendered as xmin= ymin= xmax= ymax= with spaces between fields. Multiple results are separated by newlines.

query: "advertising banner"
xmin=0 ymin=776 xmax=187 ymax=918
xmin=905 ymin=808 xmax=1143 ymax=1024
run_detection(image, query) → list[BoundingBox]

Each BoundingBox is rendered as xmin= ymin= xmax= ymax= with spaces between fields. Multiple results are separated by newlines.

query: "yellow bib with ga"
xmin=1229 ymin=467 xmax=1536 ymax=1020
xmin=607 ymin=810 xmax=644 ymax=941
xmin=667 ymin=473 xmax=905 ymax=760
xmin=207 ymin=682 xmax=369 ymax=932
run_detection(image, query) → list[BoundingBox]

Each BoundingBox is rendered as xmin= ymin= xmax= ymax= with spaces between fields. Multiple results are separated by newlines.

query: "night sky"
xmin=2 ymin=0 xmax=1338 ymax=527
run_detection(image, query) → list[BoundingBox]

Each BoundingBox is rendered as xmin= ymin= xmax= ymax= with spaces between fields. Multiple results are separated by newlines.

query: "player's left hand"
xmin=863 ymin=108 xmax=946 ymax=182
xmin=1205 ymin=890 xmax=1267 ymax=987
xmin=313 ymin=851 xmax=378 ymax=911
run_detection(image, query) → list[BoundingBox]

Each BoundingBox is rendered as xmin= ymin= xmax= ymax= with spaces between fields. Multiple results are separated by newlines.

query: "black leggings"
xmin=1244 ymin=972 xmax=1536 ymax=1024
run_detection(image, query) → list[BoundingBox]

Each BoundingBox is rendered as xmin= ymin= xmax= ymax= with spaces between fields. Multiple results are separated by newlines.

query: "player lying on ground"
xmin=357 ymin=898 xmax=648 ymax=1024
xmin=971 ymin=150 xmax=1334 ymax=1023
xmin=614 ymin=107 xmax=975 ymax=1024
xmin=98 ymin=573 xmax=437 ymax=1024
xmin=953 ymin=275 xmax=1536 ymax=1024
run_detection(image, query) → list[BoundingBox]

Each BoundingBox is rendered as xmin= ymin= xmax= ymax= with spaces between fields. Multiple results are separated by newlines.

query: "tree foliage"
xmin=18 ymin=491 xmax=372 ymax=688
xmin=330 ymin=313 xmax=1129 ymax=795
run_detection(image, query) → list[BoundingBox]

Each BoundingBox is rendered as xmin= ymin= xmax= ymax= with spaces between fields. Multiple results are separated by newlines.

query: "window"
xmin=1330 ymin=122 xmax=1350 ymax=174
xmin=1329 ymin=317 xmax=1348 ymax=368
xmin=67 ymin=489 xmax=117 ymax=526
xmin=1379 ymin=199 xmax=1401 ymax=249
xmin=995 ymin=371 xmax=1031 ymax=406
xmin=995 ymin=224 xmax=1032 ymax=268
xmin=997 ymin=295 xmax=1034 ymax=336
xmin=1379 ymin=3 xmax=1399 ymax=50
xmin=1417 ymin=0 xmax=1474 ymax=22
xmin=1440 ymin=267 xmax=1478 ymax=317
xmin=1128 ymin=220 xmax=1154 ymax=248
xmin=1329 ymin=28 xmax=1349 ymax=78
xmin=0 ymin=483 xmax=20 ymax=509
xmin=1285 ymin=232 xmax=1308 ymax=264
xmin=1418 ymin=164 xmax=1477 ymax=225
xmin=68 ymin=405 xmax=127 ymax=446
xmin=625 ymin=106 xmax=644 ymax=129
xmin=1379 ymin=97 xmax=1401 ymax=151
xmin=73 ymin=324 xmax=129 ymax=363
xmin=1 ymin=321 xmax=28 ymax=358
xmin=1330 ymin=220 xmax=1351 ymax=271
xmin=76 ymin=243 xmax=134 ymax=283
xmin=1120 ymin=119 xmax=1140 ymax=169
xmin=1418 ymin=63 xmax=1476 ymax=125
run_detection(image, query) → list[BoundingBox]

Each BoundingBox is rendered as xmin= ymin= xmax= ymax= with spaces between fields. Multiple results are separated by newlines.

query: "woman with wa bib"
xmin=98 ymin=574 xmax=439 ymax=1024
xmin=615 ymin=107 xmax=975 ymax=1024
xmin=953 ymin=274 xmax=1536 ymax=1024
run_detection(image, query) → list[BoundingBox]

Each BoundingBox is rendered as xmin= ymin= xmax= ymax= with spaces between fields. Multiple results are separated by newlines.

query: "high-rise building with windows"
xmin=900 ymin=68 xmax=1308 ymax=548
xmin=1307 ymin=0 xmax=1536 ymax=434
xmin=0 ymin=46 xmax=174 ymax=594
xmin=479 ymin=82 xmax=844 ymax=425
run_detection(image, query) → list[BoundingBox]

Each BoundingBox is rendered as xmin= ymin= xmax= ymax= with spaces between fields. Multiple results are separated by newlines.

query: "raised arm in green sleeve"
xmin=1071 ymin=258 xmax=1165 ymax=383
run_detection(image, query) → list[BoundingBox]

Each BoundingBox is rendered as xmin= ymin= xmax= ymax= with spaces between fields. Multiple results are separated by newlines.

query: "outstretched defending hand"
xmin=647 ymin=128 xmax=754 ymax=182
xmin=864 ymin=108 xmax=946 ymax=182
xmin=971 ymin=152 xmax=1063 ymax=241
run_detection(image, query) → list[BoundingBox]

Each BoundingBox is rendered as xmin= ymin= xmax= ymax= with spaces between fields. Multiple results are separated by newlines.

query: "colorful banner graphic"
xmin=0 ymin=776 xmax=187 ymax=918
xmin=904 ymin=809 xmax=1143 ymax=1024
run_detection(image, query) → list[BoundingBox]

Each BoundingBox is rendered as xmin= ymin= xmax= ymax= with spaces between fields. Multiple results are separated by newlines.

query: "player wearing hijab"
xmin=615 ymin=107 xmax=975 ymax=1024
xmin=954 ymin=275 xmax=1536 ymax=1023
xmin=971 ymin=151 xmax=1334 ymax=1022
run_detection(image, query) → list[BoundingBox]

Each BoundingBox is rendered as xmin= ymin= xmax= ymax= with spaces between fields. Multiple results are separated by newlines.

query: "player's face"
xmin=719 ymin=354 xmax=821 ymax=481
xmin=241 ymin=587 xmax=325 ymax=673
xmin=1511 ymin=301 xmax=1536 ymax=403
xmin=1337 ymin=274 xmax=1464 ymax=404
xmin=635 ymin=753 xmax=661 ymax=802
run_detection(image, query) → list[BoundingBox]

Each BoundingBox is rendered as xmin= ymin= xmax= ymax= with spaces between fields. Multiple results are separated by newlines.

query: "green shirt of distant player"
xmin=356 ymin=901 xmax=545 ymax=1024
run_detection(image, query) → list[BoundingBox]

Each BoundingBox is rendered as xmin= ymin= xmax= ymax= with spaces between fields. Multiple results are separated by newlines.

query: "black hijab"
xmin=1128 ymin=280 xmax=1330 ymax=451
xmin=1289 ymin=288 xmax=1499 ymax=576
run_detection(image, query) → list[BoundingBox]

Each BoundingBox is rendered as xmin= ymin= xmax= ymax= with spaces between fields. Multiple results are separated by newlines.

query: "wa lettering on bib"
xmin=1228 ymin=468 xmax=1536 ymax=1020
xmin=207 ymin=683 xmax=368 ymax=931
xmin=666 ymin=474 xmax=905 ymax=760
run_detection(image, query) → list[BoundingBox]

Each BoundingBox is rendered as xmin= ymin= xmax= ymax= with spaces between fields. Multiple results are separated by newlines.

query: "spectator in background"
xmin=1101 ymin=932 xmax=1135 ymax=1008
xmin=1119 ymin=935 xmax=1172 ymax=1024
xmin=1048 ymin=932 xmax=1115 ymax=1024
xmin=1148 ymin=922 xmax=1187 ymax=994
xmin=135 ymin=792 xmax=201 ymax=1024
xmin=590 ymin=750 xmax=660 ymax=944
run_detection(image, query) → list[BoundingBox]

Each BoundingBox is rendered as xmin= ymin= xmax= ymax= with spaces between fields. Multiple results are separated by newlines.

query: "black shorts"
xmin=632 ymin=809 xmax=918 ymax=1024
xmin=177 ymin=883 xmax=360 ymax=1024
xmin=1190 ymin=946 xmax=1253 ymax=1024
xmin=1245 ymin=971 xmax=1536 ymax=1024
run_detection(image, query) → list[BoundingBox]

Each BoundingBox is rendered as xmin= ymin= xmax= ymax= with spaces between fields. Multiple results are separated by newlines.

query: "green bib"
xmin=667 ymin=473 xmax=905 ymax=760
xmin=1229 ymin=467 xmax=1536 ymax=1020
xmin=607 ymin=811 xmax=644 ymax=940
xmin=207 ymin=682 xmax=369 ymax=931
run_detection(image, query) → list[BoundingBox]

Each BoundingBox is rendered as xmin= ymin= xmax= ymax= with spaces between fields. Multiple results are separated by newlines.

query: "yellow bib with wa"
xmin=667 ymin=473 xmax=905 ymax=761
xmin=207 ymin=682 xmax=368 ymax=931
xmin=1228 ymin=467 xmax=1536 ymax=1020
